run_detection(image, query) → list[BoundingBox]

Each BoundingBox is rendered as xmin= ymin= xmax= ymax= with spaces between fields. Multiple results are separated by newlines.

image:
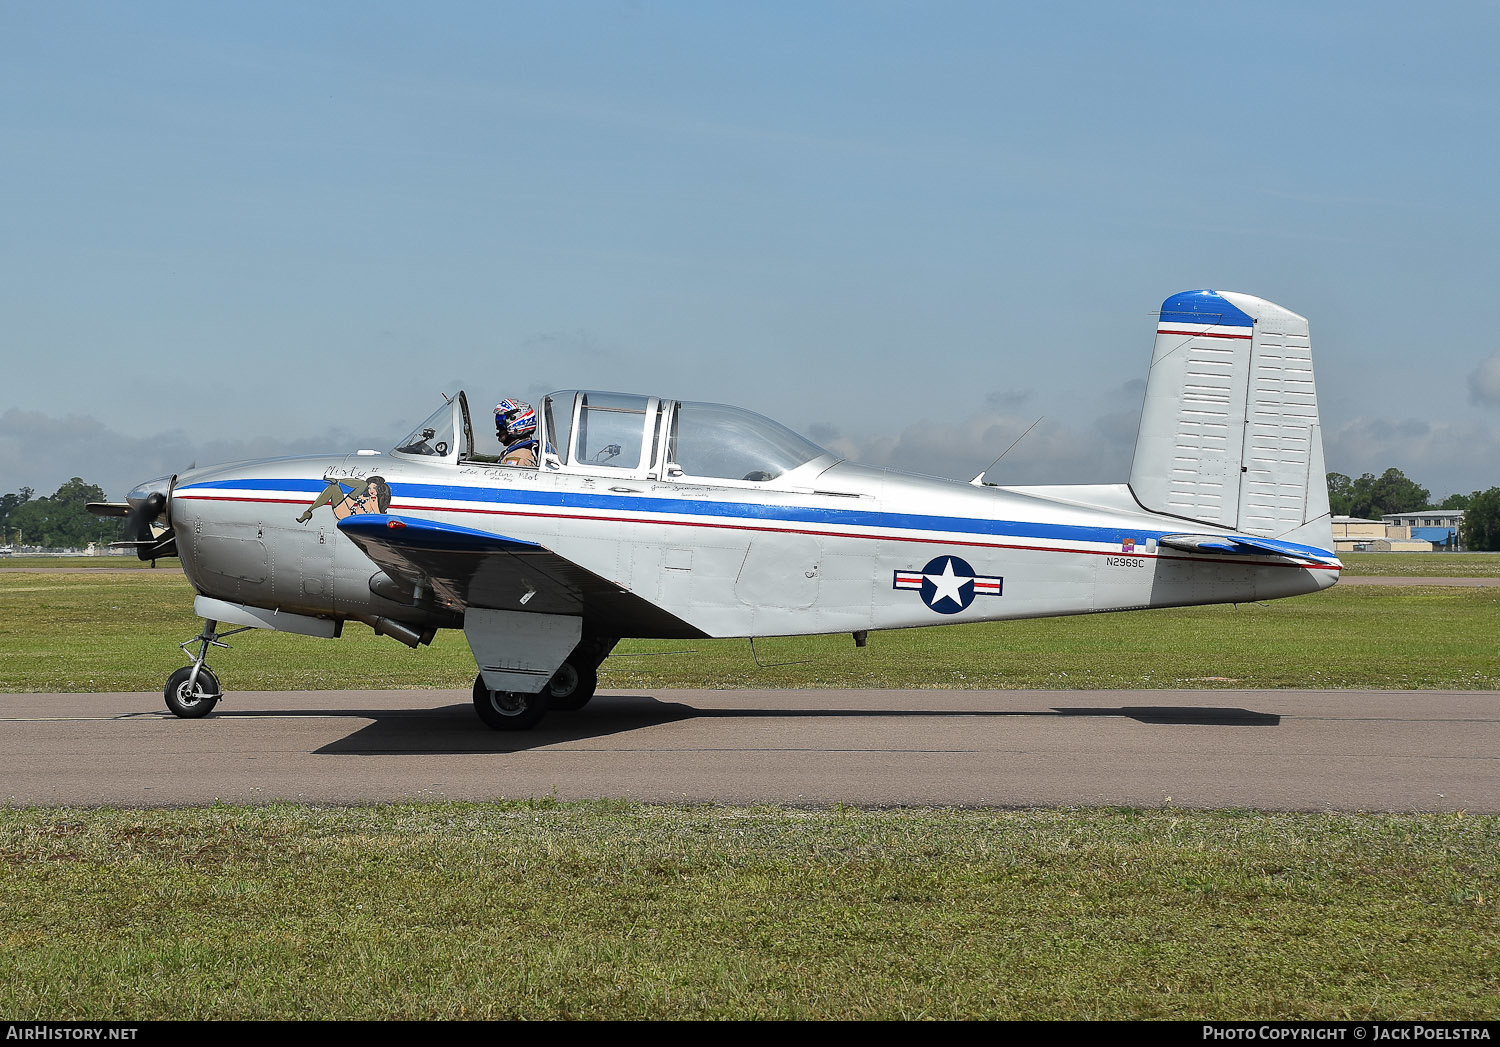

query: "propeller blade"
xmin=118 ymin=478 xmax=179 ymax=561
xmin=123 ymin=492 xmax=167 ymax=542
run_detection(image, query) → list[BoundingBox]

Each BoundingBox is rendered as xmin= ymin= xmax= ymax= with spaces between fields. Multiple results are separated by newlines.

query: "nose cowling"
xmin=122 ymin=475 xmax=178 ymax=561
xmin=126 ymin=476 xmax=173 ymax=512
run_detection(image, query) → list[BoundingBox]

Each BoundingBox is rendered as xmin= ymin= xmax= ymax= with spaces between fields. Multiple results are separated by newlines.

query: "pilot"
xmin=495 ymin=399 xmax=539 ymax=468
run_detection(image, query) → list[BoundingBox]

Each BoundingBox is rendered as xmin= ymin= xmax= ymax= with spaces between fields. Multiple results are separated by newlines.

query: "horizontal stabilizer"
xmin=1159 ymin=533 xmax=1339 ymax=563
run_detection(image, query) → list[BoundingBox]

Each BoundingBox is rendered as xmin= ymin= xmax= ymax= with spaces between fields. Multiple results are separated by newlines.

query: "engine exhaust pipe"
xmin=360 ymin=615 xmax=436 ymax=649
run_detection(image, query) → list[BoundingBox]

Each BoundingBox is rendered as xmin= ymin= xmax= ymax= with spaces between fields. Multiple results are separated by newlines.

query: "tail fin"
xmin=1129 ymin=289 xmax=1332 ymax=548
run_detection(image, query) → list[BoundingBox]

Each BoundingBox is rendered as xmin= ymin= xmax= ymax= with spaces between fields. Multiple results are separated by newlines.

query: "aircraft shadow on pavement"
xmin=275 ymin=695 xmax=1282 ymax=756
xmin=1051 ymin=706 xmax=1281 ymax=726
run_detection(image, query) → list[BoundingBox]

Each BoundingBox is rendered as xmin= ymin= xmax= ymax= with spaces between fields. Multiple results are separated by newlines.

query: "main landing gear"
xmin=472 ymin=676 xmax=550 ymax=731
xmin=545 ymin=656 xmax=598 ymax=712
xmin=163 ymin=618 xmax=251 ymax=719
xmin=471 ymin=642 xmax=609 ymax=731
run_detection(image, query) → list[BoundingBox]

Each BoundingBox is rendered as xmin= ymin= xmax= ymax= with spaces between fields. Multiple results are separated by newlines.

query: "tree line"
xmin=1326 ymin=468 xmax=1500 ymax=551
xmin=0 ymin=478 xmax=123 ymax=550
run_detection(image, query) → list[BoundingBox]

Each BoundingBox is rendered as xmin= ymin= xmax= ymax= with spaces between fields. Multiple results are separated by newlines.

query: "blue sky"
xmin=3 ymin=1 xmax=1498 ymax=501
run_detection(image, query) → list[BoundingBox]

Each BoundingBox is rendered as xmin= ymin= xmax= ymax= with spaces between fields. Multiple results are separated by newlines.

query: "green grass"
xmin=3 ymin=571 xmax=1498 ymax=692
xmin=1341 ymin=553 xmax=1500 ymax=577
xmin=1 ymin=803 xmax=1496 ymax=1019
xmin=0 ymin=556 xmax=161 ymax=569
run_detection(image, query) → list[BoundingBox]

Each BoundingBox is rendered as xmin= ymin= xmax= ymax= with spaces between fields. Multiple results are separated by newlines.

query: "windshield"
xmin=392 ymin=400 xmax=455 ymax=458
xmin=669 ymin=401 xmax=828 ymax=481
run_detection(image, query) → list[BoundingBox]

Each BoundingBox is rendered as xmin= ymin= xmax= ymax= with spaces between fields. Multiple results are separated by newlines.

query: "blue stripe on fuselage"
xmin=177 ymin=476 xmax=1334 ymax=561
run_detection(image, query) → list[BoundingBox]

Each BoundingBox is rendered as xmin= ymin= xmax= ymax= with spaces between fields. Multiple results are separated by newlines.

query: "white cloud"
xmin=804 ymin=380 xmax=1147 ymax=485
xmin=819 ymin=390 xmax=1499 ymax=501
xmin=807 ymin=403 xmax=1137 ymax=486
xmin=11 ymin=401 xmax=1492 ymax=512
xmin=0 ymin=409 xmax=386 ymax=501
xmin=1324 ymin=416 xmax=1500 ymax=499
xmin=1469 ymin=348 xmax=1500 ymax=407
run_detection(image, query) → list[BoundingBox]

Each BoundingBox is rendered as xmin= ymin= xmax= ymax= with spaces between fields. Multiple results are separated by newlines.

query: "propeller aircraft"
xmin=90 ymin=289 xmax=1340 ymax=730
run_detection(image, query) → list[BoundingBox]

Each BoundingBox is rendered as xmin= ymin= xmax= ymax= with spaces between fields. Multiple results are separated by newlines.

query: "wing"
xmin=338 ymin=513 xmax=615 ymax=615
xmin=337 ymin=513 xmax=703 ymax=636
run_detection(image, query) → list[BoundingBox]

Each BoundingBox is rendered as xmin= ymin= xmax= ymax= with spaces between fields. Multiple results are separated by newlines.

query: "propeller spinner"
xmin=86 ymin=475 xmax=179 ymax=562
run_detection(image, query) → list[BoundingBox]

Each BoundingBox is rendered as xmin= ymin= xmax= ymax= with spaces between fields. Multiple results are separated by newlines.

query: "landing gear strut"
xmin=163 ymin=618 xmax=250 ymax=719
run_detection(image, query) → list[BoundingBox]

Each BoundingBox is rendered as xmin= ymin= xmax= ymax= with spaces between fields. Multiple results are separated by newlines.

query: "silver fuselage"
xmin=170 ymin=451 xmax=1339 ymax=641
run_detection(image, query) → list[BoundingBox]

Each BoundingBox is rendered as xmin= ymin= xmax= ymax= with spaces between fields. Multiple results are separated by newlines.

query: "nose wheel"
xmin=163 ymin=618 xmax=249 ymax=719
xmin=164 ymin=664 xmax=222 ymax=718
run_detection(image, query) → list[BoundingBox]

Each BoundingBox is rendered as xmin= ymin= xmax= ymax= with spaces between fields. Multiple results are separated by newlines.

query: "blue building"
xmin=1382 ymin=510 xmax=1466 ymax=551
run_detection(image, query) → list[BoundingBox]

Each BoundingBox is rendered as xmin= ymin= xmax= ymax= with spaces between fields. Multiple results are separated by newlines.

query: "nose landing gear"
xmin=164 ymin=664 xmax=222 ymax=718
xmin=163 ymin=618 xmax=251 ymax=719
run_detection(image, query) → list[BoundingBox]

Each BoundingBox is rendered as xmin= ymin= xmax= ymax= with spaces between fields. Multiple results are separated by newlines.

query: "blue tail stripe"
xmin=1159 ymin=289 xmax=1255 ymax=328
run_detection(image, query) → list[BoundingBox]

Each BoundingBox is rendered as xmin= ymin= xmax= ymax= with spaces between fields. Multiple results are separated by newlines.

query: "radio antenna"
xmin=970 ymin=416 xmax=1043 ymax=486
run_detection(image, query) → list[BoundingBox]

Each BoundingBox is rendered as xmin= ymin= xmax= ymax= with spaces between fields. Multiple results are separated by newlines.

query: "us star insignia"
xmin=892 ymin=555 xmax=1003 ymax=614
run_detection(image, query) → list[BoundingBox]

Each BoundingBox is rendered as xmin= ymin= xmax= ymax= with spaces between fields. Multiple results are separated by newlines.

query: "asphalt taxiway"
xmin=3 ymin=687 xmax=1497 ymax=811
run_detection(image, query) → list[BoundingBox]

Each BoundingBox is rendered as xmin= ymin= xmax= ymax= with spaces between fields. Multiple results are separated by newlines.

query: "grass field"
xmin=1 ymin=568 xmax=1498 ymax=692
xmin=2 ymin=803 xmax=1497 ymax=1020
xmin=1341 ymin=552 xmax=1500 ymax=577
xmin=0 ymin=556 xmax=159 ymax=569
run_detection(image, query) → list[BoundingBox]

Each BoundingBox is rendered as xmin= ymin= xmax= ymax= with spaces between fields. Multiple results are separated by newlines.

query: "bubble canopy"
xmin=394 ymin=390 xmax=836 ymax=482
xmin=663 ymin=399 xmax=831 ymax=481
xmin=542 ymin=390 xmax=834 ymax=482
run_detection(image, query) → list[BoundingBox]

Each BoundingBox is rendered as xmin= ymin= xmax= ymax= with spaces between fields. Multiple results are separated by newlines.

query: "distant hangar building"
xmin=1382 ymin=509 xmax=1465 ymax=551
xmin=1331 ymin=510 xmax=1465 ymax=552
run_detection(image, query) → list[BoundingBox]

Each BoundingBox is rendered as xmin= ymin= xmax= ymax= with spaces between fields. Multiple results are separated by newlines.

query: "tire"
xmin=472 ymin=674 xmax=551 ymax=731
xmin=546 ymin=658 xmax=598 ymax=712
xmin=164 ymin=665 xmax=221 ymax=719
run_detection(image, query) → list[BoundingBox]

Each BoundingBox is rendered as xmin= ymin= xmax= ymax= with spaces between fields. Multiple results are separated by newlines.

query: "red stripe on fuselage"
xmin=173 ymin=493 xmax=1341 ymax=572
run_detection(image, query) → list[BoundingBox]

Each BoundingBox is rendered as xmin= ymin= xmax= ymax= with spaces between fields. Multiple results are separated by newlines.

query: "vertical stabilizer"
xmin=1129 ymin=289 xmax=1331 ymax=547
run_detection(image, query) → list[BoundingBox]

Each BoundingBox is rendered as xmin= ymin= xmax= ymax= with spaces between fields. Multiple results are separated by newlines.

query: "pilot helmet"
xmin=495 ymin=399 xmax=537 ymax=443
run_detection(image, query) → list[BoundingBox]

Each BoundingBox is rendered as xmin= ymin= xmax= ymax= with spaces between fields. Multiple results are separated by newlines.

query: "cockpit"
xmin=391 ymin=390 xmax=837 ymax=485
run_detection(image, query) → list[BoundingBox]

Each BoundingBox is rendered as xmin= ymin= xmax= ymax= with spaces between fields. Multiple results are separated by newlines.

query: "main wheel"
xmin=472 ymin=674 xmax=551 ymax=731
xmin=164 ymin=665 xmax=221 ymax=719
xmin=546 ymin=658 xmax=598 ymax=712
